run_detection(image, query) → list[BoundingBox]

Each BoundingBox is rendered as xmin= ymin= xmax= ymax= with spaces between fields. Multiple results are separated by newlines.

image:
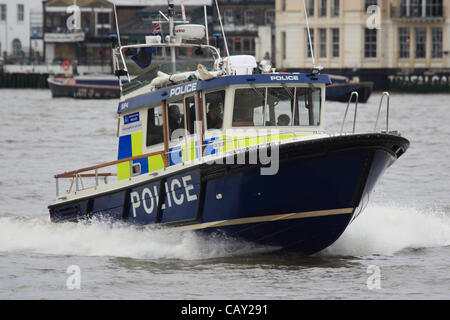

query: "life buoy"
xmin=62 ymin=60 xmax=70 ymax=71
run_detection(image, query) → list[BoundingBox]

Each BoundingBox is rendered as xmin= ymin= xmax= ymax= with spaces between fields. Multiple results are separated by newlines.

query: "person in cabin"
xmin=168 ymin=105 xmax=183 ymax=135
xmin=207 ymin=102 xmax=223 ymax=129
xmin=277 ymin=114 xmax=291 ymax=126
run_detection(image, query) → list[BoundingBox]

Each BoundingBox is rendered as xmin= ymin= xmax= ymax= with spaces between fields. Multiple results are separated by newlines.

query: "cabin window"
xmin=296 ymin=88 xmax=322 ymax=126
xmin=265 ymin=87 xmax=295 ymax=127
xmin=232 ymin=87 xmax=322 ymax=128
xmin=167 ymin=99 xmax=185 ymax=140
xmin=205 ymin=90 xmax=225 ymax=130
xmin=185 ymin=95 xmax=197 ymax=134
xmin=146 ymin=106 xmax=164 ymax=147
xmin=233 ymin=87 xmax=266 ymax=127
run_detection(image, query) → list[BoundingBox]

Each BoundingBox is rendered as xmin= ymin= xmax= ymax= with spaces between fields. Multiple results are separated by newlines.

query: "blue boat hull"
xmin=48 ymin=134 xmax=409 ymax=255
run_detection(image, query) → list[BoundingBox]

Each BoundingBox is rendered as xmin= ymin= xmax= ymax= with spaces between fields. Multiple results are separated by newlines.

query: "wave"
xmin=1 ymin=204 xmax=448 ymax=260
xmin=324 ymin=204 xmax=450 ymax=257
xmin=0 ymin=216 xmax=273 ymax=260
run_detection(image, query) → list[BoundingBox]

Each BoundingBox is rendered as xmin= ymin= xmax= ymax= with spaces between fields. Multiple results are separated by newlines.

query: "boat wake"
xmin=0 ymin=215 xmax=275 ymax=260
xmin=0 ymin=204 xmax=448 ymax=260
xmin=324 ymin=204 xmax=450 ymax=257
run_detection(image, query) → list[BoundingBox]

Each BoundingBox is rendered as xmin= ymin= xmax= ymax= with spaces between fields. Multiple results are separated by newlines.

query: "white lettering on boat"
xmin=130 ymin=175 xmax=198 ymax=218
xmin=169 ymin=82 xmax=197 ymax=98
xmin=270 ymin=75 xmax=299 ymax=81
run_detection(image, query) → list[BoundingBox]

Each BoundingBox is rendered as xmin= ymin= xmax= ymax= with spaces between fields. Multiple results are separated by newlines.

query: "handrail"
xmin=374 ymin=92 xmax=390 ymax=133
xmin=54 ymin=150 xmax=166 ymax=179
xmin=340 ymin=91 xmax=359 ymax=134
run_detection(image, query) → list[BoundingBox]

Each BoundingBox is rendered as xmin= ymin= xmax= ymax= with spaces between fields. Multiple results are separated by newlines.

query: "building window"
xmin=281 ymin=31 xmax=286 ymax=60
xmin=244 ymin=9 xmax=255 ymax=25
xmin=226 ymin=37 xmax=233 ymax=54
xmin=17 ymin=4 xmax=24 ymax=22
xmin=282 ymin=0 xmax=286 ymax=12
xmin=431 ymin=27 xmax=443 ymax=59
xmin=331 ymin=0 xmax=340 ymax=17
xmin=265 ymin=9 xmax=275 ymax=25
xmin=364 ymin=28 xmax=377 ymax=58
xmin=235 ymin=38 xmax=241 ymax=52
xmin=427 ymin=0 xmax=443 ymax=17
xmin=319 ymin=0 xmax=327 ymax=17
xmin=306 ymin=28 xmax=315 ymax=58
xmin=243 ymin=37 xmax=255 ymax=54
xmin=410 ymin=0 xmax=423 ymax=17
xmin=415 ymin=27 xmax=426 ymax=59
xmin=307 ymin=0 xmax=315 ymax=16
xmin=319 ymin=28 xmax=327 ymax=58
xmin=398 ymin=27 xmax=410 ymax=59
xmin=332 ymin=28 xmax=339 ymax=58
xmin=0 ymin=4 xmax=6 ymax=21
xmin=224 ymin=8 xmax=233 ymax=24
xmin=96 ymin=12 xmax=111 ymax=36
xmin=12 ymin=38 xmax=22 ymax=55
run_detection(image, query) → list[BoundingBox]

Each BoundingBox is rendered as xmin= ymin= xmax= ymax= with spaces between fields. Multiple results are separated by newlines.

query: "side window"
xmin=232 ymin=87 xmax=265 ymax=127
xmin=146 ymin=106 xmax=164 ymax=147
xmin=205 ymin=90 xmax=225 ymax=130
xmin=296 ymin=88 xmax=321 ymax=126
xmin=167 ymin=99 xmax=185 ymax=140
xmin=265 ymin=87 xmax=295 ymax=127
xmin=185 ymin=95 xmax=197 ymax=134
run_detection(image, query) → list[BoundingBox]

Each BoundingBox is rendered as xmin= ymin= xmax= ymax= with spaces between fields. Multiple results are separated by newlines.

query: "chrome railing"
xmin=374 ymin=92 xmax=390 ymax=133
xmin=340 ymin=91 xmax=359 ymax=134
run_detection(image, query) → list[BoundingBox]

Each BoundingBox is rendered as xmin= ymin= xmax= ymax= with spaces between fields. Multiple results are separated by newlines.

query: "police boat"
xmin=48 ymin=4 xmax=409 ymax=255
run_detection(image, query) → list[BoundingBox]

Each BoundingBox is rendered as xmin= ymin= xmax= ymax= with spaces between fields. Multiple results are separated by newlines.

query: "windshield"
xmin=232 ymin=87 xmax=322 ymax=128
xmin=120 ymin=45 xmax=216 ymax=96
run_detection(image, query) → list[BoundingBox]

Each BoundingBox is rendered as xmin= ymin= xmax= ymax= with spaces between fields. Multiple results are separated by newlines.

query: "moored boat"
xmin=47 ymin=74 xmax=121 ymax=99
xmin=327 ymin=75 xmax=374 ymax=103
xmin=48 ymin=3 xmax=409 ymax=255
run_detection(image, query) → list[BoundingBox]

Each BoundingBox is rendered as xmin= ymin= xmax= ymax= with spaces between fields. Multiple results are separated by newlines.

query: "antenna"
xmin=214 ymin=0 xmax=229 ymax=57
xmin=204 ymin=1 xmax=209 ymax=45
xmin=113 ymin=4 xmax=121 ymax=47
xmin=303 ymin=0 xmax=315 ymax=67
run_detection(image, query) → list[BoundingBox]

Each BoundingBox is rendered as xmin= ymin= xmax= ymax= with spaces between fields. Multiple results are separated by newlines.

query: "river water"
xmin=0 ymin=89 xmax=448 ymax=300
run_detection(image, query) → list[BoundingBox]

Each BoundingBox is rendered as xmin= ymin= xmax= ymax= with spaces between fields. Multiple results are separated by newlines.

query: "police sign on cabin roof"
xmin=118 ymin=74 xmax=331 ymax=114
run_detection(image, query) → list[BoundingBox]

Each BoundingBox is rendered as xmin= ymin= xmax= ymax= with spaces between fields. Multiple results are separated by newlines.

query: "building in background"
xmin=211 ymin=0 xmax=275 ymax=61
xmin=275 ymin=0 xmax=450 ymax=89
xmin=0 ymin=0 xmax=43 ymax=63
xmin=43 ymin=0 xmax=115 ymax=68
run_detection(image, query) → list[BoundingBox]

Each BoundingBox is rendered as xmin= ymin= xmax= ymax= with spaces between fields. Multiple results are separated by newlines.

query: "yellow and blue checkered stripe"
xmin=117 ymin=131 xmax=165 ymax=180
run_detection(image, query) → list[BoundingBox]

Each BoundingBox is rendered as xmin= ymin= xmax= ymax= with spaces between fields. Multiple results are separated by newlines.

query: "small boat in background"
xmin=47 ymin=74 xmax=121 ymax=99
xmin=327 ymin=75 xmax=374 ymax=103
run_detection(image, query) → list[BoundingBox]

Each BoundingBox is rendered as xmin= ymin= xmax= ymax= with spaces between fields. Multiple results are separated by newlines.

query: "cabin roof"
xmin=117 ymin=73 xmax=332 ymax=114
